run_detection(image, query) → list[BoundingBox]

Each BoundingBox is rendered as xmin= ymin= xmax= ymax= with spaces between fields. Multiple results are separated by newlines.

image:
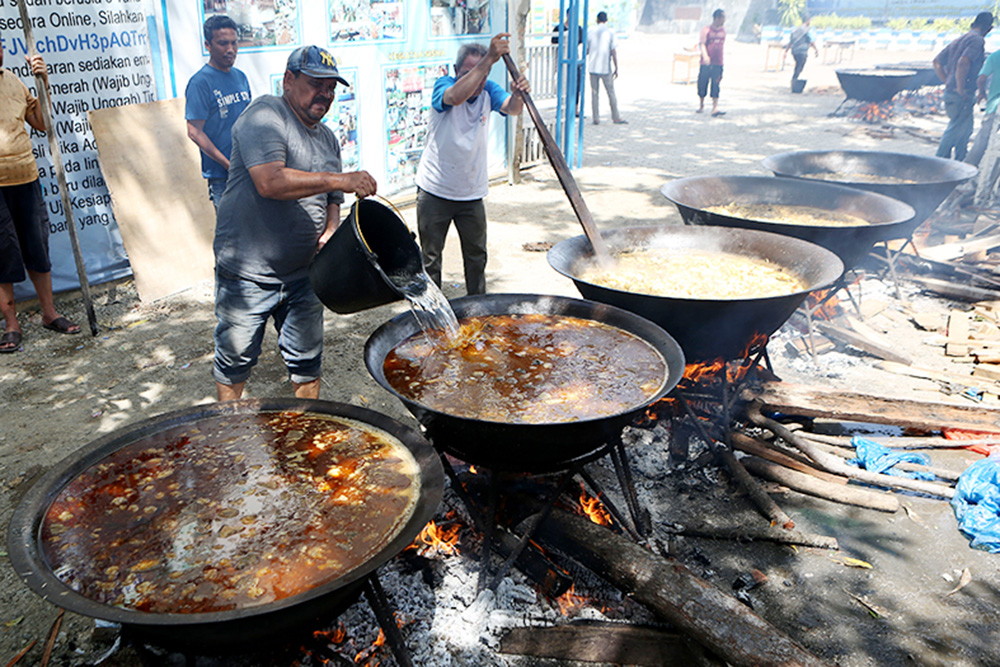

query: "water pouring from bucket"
xmin=310 ymin=197 xmax=461 ymax=342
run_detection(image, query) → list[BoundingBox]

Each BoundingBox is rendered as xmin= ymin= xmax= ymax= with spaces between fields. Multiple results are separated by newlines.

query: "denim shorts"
xmin=213 ymin=269 xmax=324 ymax=386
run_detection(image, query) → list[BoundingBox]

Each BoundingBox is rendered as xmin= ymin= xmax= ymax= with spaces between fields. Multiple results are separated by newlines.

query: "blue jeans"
xmin=937 ymin=90 xmax=975 ymax=161
xmin=213 ymin=269 xmax=324 ymax=386
xmin=207 ymin=178 xmax=227 ymax=212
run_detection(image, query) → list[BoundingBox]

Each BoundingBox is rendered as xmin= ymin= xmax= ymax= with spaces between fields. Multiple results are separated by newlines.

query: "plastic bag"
xmin=847 ymin=436 xmax=935 ymax=481
xmin=952 ymin=452 xmax=1000 ymax=553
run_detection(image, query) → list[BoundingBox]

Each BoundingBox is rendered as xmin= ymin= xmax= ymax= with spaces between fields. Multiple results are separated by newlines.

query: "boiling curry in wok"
xmin=384 ymin=314 xmax=668 ymax=424
xmin=579 ymin=248 xmax=807 ymax=299
xmin=705 ymin=203 xmax=869 ymax=227
xmin=41 ymin=411 xmax=419 ymax=613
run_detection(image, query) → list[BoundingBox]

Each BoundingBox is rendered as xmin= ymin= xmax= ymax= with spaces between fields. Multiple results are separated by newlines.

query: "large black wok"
xmin=875 ymin=61 xmax=939 ymax=90
xmin=762 ymin=150 xmax=978 ymax=228
xmin=365 ymin=294 xmax=686 ymax=472
xmin=836 ymin=68 xmax=916 ymax=102
xmin=547 ymin=226 xmax=844 ymax=362
xmin=7 ymin=399 xmax=444 ymax=652
xmin=660 ymin=175 xmax=915 ymax=268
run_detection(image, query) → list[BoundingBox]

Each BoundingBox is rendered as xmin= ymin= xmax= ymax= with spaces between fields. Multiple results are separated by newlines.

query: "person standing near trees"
xmin=697 ymin=9 xmax=726 ymax=116
xmin=783 ymin=15 xmax=819 ymax=91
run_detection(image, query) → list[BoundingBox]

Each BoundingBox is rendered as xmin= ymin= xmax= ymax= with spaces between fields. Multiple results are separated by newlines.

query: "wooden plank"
xmin=877 ymin=360 xmax=998 ymax=394
xmin=909 ymin=310 xmax=942 ymax=331
xmin=815 ymin=321 xmax=912 ymax=365
xmin=920 ymin=233 xmax=1000 ymax=262
xmin=90 ymin=99 xmax=216 ymax=302
xmin=947 ymin=311 xmax=970 ymax=357
xmin=744 ymin=381 xmax=1000 ymax=433
xmin=907 ymin=276 xmax=1000 ymax=302
xmin=972 ymin=364 xmax=1000 ymax=382
xmin=499 ymin=622 xmax=718 ymax=666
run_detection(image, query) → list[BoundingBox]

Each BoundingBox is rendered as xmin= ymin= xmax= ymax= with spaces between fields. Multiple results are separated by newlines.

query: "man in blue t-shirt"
xmin=185 ymin=15 xmax=252 ymax=210
xmin=414 ymin=34 xmax=529 ymax=295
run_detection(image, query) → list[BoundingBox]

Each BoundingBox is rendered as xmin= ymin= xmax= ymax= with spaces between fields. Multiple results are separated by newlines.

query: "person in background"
xmin=185 ymin=15 xmax=252 ymax=211
xmin=784 ymin=15 xmax=819 ymax=91
xmin=211 ymin=46 xmax=377 ymax=401
xmin=415 ymin=34 xmax=529 ymax=295
xmin=966 ymin=46 xmax=1000 ymax=166
xmin=1 ymin=49 xmax=80 ymax=353
xmin=587 ymin=11 xmax=626 ymax=125
xmin=934 ymin=11 xmax=994 ymax=161
xmin=697 ymin=9 xmax=726 ymax=116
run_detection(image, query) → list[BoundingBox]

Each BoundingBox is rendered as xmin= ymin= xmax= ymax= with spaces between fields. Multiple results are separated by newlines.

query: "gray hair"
xmin=455 ymin=43 xmax=488 ymax=72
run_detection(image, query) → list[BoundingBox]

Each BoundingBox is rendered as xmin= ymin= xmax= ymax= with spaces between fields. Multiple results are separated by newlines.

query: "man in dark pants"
xmin=414 ymin=34 xmax=529 ymax=295
xmin=784 ymin=16 xmax=819 ymax=91
xmin=697 ymin=9 xmax=726 ymax=116
xmin=934 ymin=11 xmax=993 ymax=161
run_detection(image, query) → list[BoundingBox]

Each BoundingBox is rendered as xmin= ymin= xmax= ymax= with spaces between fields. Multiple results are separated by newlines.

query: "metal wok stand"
xmin=435 ymin=437 xmax=653 ymax=594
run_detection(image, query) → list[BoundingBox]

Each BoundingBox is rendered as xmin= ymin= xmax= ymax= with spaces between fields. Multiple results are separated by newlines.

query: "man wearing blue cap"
xmin=415 ymin=33 xmax=530 ymax=295
xmin=212 ymin=45 xmax=377 ymax=402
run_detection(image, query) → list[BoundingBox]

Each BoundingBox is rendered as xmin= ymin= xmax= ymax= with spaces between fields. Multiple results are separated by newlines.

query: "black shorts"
xmin=697 ymin=64 xmax=723 ymax=99
xmin=0 ymin=180 xmax=52 ymax=284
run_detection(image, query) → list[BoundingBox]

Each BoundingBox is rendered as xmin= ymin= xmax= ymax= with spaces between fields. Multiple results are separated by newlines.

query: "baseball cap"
xmin=286 ymin=46 xmax=349 ymax=86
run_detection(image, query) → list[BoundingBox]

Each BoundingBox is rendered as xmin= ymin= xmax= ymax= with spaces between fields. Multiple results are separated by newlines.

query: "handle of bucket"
xmin=354 ymin=194 xmax=412 ymax=255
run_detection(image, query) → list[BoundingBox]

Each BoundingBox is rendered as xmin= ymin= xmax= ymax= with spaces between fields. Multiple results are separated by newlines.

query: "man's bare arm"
xmin=319 ymin=203 xmax=341 ymax=249
xmin=956 ymin=55 xmax=972 ymax=96
xmin=247 ymin=161 xmax=376 ymax=201
xmin=443 ymin=33 xmax=510 ymax=107
xmin=500 ymin=75 xmax=529 ymax=115
xmin=187 ymin=119 xmax=230 ymax=169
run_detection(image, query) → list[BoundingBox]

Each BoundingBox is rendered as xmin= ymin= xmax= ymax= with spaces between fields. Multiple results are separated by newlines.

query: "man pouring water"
xmin=415 ymin=33 xmax=530 ymax=295
xmin=211 ymin=45 xmax=377 ymax=402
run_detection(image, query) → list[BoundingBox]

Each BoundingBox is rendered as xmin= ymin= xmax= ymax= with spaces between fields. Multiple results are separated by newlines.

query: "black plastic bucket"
xmin=310 ymin=198 xmax=424 ymax=314
xmin=792 ymin=78 xmax=806 ymax=93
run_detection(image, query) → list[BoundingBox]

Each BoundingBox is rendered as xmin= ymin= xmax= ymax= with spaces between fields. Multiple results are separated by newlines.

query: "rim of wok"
xmin=548 ymin=225 xmax=845 ymax=303
xmin=660 ymin=174 xmax=916 ymax=234
xmin=364 ymin=293 xmax=686 ymax=428
xmin=761 ymin=149 xmax=979 ymax=188
xmin=6 ymin=398 xmax=444 ymax=628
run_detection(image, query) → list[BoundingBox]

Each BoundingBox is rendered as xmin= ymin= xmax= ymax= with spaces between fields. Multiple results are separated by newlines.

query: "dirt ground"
xmin=3 ymin=33 xmax=1000 ymax=666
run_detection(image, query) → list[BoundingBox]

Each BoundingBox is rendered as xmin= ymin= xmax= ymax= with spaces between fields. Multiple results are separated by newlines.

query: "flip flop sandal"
xmin=711 ymin=111 xmax=727 ymax=117
xmin=0 ymin=330 xmax=23 ymax=353
xmin=42 ymin=317 xmax=81 ymax=334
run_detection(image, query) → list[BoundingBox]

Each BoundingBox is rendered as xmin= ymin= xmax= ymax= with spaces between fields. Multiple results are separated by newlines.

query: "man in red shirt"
xmin=697 ymin=9 xmax=726 ymax=116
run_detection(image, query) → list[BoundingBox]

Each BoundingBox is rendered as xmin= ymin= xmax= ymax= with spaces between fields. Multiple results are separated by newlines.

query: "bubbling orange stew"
xmin=41 ymin=411 xmax=419 ymax=613
xmin=384 ymin=313 xmax=669 ymax=424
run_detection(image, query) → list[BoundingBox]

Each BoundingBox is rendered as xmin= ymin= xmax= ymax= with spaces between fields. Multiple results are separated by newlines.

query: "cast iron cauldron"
xmin=660 ymin=175 xmax=916 ymax=268
xmin=875 ymin=61 xmax=939 ymax=90
xmin=6 ymin=399 xmax=444 ymax=652
xmin=365 ymin=294 xmax=686 ymax=472
xmin=762 ymin=149 xmax=978 ymax=227
xmin=547 ymin=226 xmax=844 ymax=362
xmin=836 ymin=68 xmax=916 ymax=102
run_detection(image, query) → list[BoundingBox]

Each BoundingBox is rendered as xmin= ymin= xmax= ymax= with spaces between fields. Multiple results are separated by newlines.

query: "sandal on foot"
xmin=0 ymin=330 xmax=23 ymax=353
xmin=43 ymin=317 xmax=81 ymax=334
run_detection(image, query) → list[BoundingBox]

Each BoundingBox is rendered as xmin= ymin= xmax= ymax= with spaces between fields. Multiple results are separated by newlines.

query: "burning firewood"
xmin=529 ymin=510 xmax=834 ymax=667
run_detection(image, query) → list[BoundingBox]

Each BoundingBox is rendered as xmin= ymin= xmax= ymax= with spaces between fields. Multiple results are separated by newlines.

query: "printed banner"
xmin=1 ymin=0 xmax=157 ymax=298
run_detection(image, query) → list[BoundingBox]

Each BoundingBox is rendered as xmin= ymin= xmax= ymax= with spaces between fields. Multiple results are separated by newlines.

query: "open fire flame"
xmin=407 ymin=518 xmax=461 ymax=557
xmin=575 ymin=483 xmax=613 ymax=526
xmin=853 ymin=101 xmax=893 ymax=123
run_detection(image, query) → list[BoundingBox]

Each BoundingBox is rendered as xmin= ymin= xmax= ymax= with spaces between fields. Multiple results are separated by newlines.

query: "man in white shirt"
xmin=414 ymin=34 xmax=529 ymax=295
xmin=587 ymin=11 xmax=625 ymax=125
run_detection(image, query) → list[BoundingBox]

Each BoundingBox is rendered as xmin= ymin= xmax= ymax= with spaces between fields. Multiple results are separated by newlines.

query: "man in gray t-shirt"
xmin=212 ymin=45 xmax=377 ymax=402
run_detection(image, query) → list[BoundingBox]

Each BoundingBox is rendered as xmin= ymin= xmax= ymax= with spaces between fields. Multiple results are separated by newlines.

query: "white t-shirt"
xmin=416 ymin=75 xmax=508 ymax=201
xmin=587 ymin=23 xmax=617 ymax=76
